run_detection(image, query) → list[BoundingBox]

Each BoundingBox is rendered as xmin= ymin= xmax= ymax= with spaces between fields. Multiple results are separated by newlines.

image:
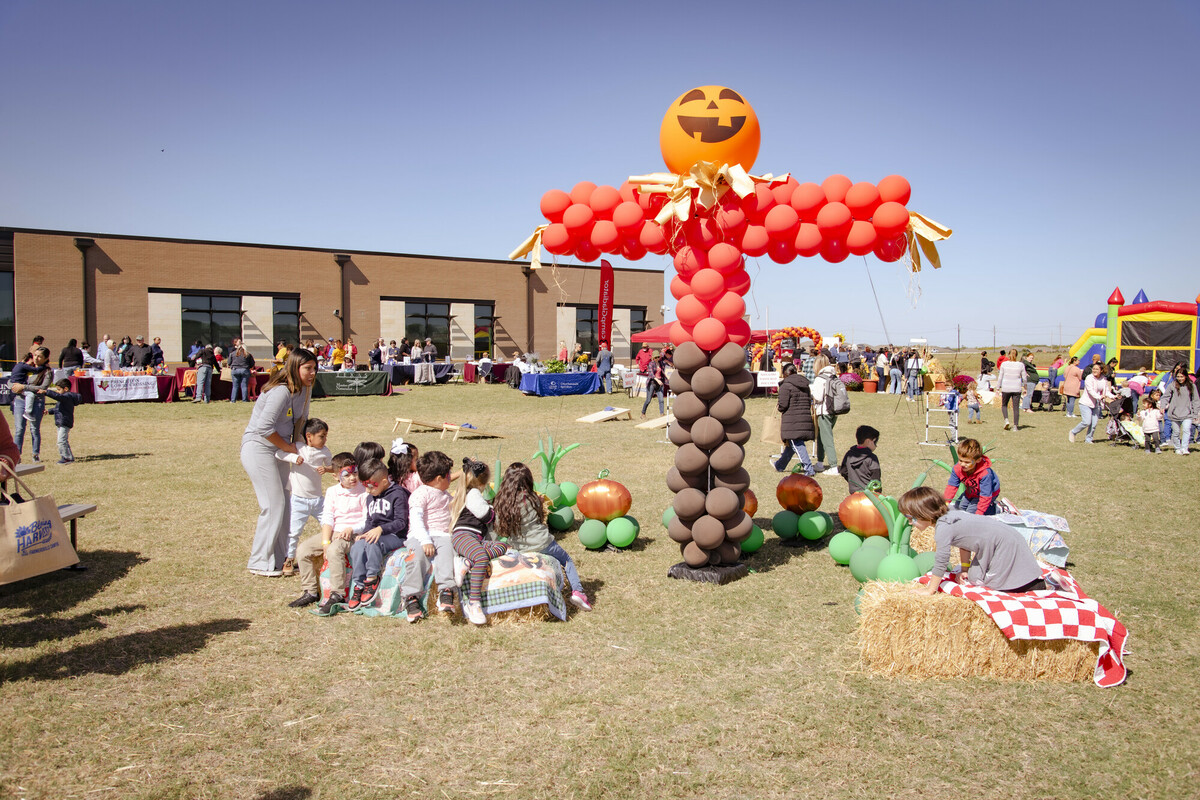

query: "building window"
xmin=628 ymin=307 xmax=647 ymax=336
xmin=404 ymin=301 xmax=451 ymax=356
xmin=273 ymin=297 xmax=301 ymax=349
xmin=575 ymin=306 xmax=598 ymax=359
xmin=474 ymin=303 xmax=494 ymax=360
xmin=0 ymin=273 xmax=14 ymax=367
xmin=181 ymin=294 xmax=242 ymax=359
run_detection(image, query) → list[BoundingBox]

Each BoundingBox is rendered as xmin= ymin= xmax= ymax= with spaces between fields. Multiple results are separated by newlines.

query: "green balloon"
xmin=875 ymin=553 xmax=920 ymax=583
xmin=534 ymin=481 xmax=546 ymax=494
xmin=547 ymin=506 xmax=575 ymax=532
xmin=912 ymin=551 xmax=937 ymax=575
xmin=624 ymin=515 xmax=640 ymax=534
xmin=861 ymin=535 xmax=891 ymax=552
xmin=661 ymin=506 xmax=677 ymax=529
xmin=578 ymin=518 xmax=608 ymax=549
xmin=544 ymin=483 xmax=564 ymax=509
xmin=797 ymin=511 xmax=832 ymax=541
xmin=848 ymin=545 xmax=886 ymax=583
xmin=559 ymin=481 xmax=579 ymax=507
xmin=606 ymin=516 xmax=638 ymax=548
xmin=827 ymin=530 xmax=864 ymax=565
xmin=883 ymin=496 xmax=900 ymax=519
xmin=740 ymin=525 xmax=765 ymax=555
xmin=908 ymin=546 xmax=919 ymax=558
xmin=772 ymin=510 xmax=801 ymax=539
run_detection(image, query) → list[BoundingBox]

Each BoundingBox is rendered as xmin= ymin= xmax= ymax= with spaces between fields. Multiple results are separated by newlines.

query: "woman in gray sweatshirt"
xmin=1158 ymin=365 xmax=1198 ymax=454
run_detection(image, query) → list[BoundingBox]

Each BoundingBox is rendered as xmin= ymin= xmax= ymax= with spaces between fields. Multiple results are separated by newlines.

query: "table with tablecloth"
xmin=69 ymin=374 xmax=180 ymax=403
xmin=388 ymin=363 xmax=455 ymax=385
xmin=312 ymin=371 xmax=391 ymax=397
xmin=519 ymin=372 xmax=601 ymax=396
xmin=463 ymin=362 xmax=512 ymax=383
xmin=176 ymin=367 xmax=270 ymax=401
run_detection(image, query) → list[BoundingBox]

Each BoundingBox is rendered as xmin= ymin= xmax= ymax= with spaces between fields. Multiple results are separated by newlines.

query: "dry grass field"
xmin=1 ymin=383 xmax=1197 ymax=799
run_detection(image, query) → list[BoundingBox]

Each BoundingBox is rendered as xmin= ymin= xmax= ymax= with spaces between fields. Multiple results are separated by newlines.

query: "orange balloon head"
xmin=659 ymin=85 xmax=760 ymax=174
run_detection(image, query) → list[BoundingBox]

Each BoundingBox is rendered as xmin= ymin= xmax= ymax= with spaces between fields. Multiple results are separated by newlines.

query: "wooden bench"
xmin=441 ymin=423 xmax=505 ymax=441
xmin=391 ymin=418 xmax=443 ymax=434
xmin=58 ymin=503 xmax=98 ymax=571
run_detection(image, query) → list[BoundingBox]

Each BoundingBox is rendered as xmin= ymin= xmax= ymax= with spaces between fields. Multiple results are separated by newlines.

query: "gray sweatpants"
xmin=242 ymin=441 xmax=291 ymax=572
xmin=400 ymin=534 xmax=456 ymax=599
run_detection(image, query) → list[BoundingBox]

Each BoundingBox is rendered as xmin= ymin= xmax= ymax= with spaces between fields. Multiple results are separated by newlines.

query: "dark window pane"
xmin=1118 ymin=349 xmax=1153 ymax=371
xmin=629 ymin=307 xmax=647 ymax=335
xmin=212 ymin=296 xmax=241 ymax=312
xmin=273 ymin=297 xmax=299 ymax=313
xmin=1121 ymin=320 xmax=1192 ymax=347
xmin=181 ymin=311 xmax=208 ymax=359
xmin=182 ymin=295 xmax=210 ymax=312
xmin=0 ymin=272 xmax=15 ymax=365
xmin=576 ymin=306 xmax=598 ymax=358
xmin=1154 ymin=349 xmax=1191 ymax=371
xmin=473 ymin=303 xmax=494 ymax=359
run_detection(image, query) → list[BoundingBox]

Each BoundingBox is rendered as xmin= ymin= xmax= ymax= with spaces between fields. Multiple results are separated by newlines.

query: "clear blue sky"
xmin=2 ymin=0 xmax=1197 ymax=347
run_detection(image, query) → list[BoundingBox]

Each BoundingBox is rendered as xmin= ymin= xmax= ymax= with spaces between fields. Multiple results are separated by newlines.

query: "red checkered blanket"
xmin=919 ymin=565 xmax=1128 ymax=688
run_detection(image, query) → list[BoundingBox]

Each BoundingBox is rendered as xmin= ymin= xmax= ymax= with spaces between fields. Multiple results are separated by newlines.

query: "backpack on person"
xmin=825 ymin=374 xmax=851 ymax=416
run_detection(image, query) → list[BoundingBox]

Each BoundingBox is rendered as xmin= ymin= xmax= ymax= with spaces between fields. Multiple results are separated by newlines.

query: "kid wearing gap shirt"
xmin=347 ymin=457 xmax=411 ymax=610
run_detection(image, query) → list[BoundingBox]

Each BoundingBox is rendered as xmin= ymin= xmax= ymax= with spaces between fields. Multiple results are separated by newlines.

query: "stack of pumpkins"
xmin=664 ymin=341 xmax=756 ymax=567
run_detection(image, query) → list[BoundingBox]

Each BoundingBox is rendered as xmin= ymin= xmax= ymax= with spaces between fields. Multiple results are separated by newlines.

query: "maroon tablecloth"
xmin=175 ymin=367 xmax=269 ymax=400
xmin=463 ymin=362 xmax=512 ymax=383
xmin=70 ymin=375 xmax=180 ymax=403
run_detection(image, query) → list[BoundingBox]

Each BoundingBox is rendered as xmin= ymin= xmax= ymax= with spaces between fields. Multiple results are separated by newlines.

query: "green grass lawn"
xmin=1 ymin=385 xmax=1197 ymax=799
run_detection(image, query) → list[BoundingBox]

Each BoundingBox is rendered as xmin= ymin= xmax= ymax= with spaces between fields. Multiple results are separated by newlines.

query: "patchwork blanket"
xmin=919 ymin=565 xmax=1128 ymax=688
xmin=317 ymin=548 xmax=432 ymax=617
xmin=993 ymin=499 xmax=1070 ymax=568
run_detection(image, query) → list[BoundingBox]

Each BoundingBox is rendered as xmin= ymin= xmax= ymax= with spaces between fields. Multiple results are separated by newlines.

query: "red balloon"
xmin=638 ymin=190 xmax=665 ymax=213
xmin=845 ymin=182 xmax=881 ymax=219
xmin=874 ymin=233 xmax=908 ymax=262
xmin=669 ymin=321 xmax=694 ymax=346
xmin=713 ymin=202 xmax=746 ymax=234
xmin=740 ymin=225 xmax=770 ymax=257
xmin=816 ymin=202 xmax=853 ymax=240
xmin=764 ymin=205 xmax=800 ymax=241
xmin=590 ymin=220 xmax=621 ymax=253
xmin=741 ymin=184 xmax=776 ymax=222
xmin=691 ymin=268 xmax=725 ymax=302
xmin=877 ymin=175 xmax=912 ymax=205
xmin=768 ymin=239 xmax=796 ymax=264
xmin=790 ymin=182 xmax=827 ymax=222
xmin=612 ymin=201 xmax=644 ymax=231
xmin=794 ymin=222 xmax=822 ymax=257
xmin=712 ymin=291 xmax=746 ymax=324
xmin=669 ymin=275 xmax=692 ymax=300
xmin=820 ymin=238 xmax=849 ymax=263
xmin=562 ymin=203 xmax=595 ymax=235
xmin=821 ymin=175 xmax=853 ymax=203
xmin=707 ymin=242 xmax=744 ymax=275
xmin=569 ymin=181 xmax=597 ymax=206
xmin=575 ymin=240 xmax=600 ymax=262
xmin=676 ymin=293 xmax=711 ymax=327
xmin=693 ymin=318 xmax=728 ymax=351
xmin=621 ymin=239 xmax=647 ymax=261
xmin=847 ymin=220 xmax=878 ymax=256
xmin=687 ymin=217 xmax=723 ymax=250
xmin=727 ymin=318 xmax=751 ymax=346
xmin=540 ymin=189 xmax=572 ymax=223
xmin=673 ymin=245 xmax=707 ymax=277
xmin=589 ymin=185 xmax=621 ymax=220
xmin=872 ymin=201 xmax=910 ymax=237
xmin=618 ymin=181 xmax=639 ymax=204
xmin=541 ymin=223 xmax=573 ymax=255
xmin=640 ymin=221 xmax=667 ymax=254
xmin=724 ymin=268 xmax=751 ymax=296
xmin=771 ymin=177 xmax=800 ymax=205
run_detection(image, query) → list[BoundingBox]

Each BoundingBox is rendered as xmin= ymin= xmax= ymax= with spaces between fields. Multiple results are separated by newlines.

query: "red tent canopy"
xmin=630 ymin=322 xmax=673 ymax=343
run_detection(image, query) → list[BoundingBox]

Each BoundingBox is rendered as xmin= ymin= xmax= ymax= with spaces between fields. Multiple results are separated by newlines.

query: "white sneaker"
xmin=464 ymin=600 xmax=487 ymax=626
xmin=249 ymin=568 xmax=283 ymax=577
xmin=1003 ymin=421 xmax=1011 ymax=430
xmin=1068 ymin=431 xmax=1075 ymax=443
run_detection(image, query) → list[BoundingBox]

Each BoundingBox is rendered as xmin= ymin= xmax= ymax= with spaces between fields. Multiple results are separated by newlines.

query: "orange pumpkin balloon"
xmin=742 ymin=488 xmax=758 ymax=517
xmin=660 ymin=86 xmax=761 ymax=174
xmin=837 ymin=492 xmax=888 ymax=537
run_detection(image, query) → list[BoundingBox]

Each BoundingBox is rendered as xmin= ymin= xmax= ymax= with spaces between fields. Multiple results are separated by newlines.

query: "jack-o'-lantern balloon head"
xmin=659 ymin=85 xmax=760 ymax=174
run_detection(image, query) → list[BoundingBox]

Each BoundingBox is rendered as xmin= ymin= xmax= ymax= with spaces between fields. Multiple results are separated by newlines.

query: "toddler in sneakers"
xmin=348 ymin=458 xmax=410 ymax=609
xmin=295 ymin=453 xmax=367 ymax=613
xmin=277 ymin=418 xmax=332 ymax=584
xmin=404 ymin=451 xmax=457 ymax=622
xmin=451 ymin=458 xmax=505 ymax=625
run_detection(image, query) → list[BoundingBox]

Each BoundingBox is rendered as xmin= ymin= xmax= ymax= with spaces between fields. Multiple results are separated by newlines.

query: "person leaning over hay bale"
xmin=899 ymin=487 xmax=1045 ymax=596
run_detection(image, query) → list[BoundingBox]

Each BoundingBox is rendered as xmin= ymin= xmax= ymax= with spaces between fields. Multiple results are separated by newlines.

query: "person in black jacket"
xmin=348 ymin=458 xmax=411 ymax=609
xmin=58 ymin=339 xmax=85 ymax=369
xmin=771 ymin=363 xmax=816 ymax=476
xmin=127 ymin=336 xmax=153 ymax=367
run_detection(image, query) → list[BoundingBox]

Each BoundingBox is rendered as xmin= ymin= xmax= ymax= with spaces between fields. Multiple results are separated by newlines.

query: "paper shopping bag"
xmin=0 ymin=464 xmax=78 ymax=584
xmin=760 ymin=415 xmax=782 ymax=444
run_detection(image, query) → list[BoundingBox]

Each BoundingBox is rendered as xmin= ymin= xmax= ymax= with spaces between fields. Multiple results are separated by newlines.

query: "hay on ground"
xmin=856 ymin=581 xmax=1097 ymax=682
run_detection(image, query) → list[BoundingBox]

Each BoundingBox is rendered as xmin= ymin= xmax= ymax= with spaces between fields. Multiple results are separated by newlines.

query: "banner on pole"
xmin=598 ymin=259 xmax=614 ymax=349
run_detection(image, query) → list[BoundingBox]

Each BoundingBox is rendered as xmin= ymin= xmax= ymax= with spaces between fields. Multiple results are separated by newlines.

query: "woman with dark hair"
xmin=1069 ymin=363 xmax=1115 ymax=444
xmin=1159 ymin=363 xmax=1198 ymax=455
xmin=117 ymin=336 xmax=134 ymax=367
xmin=1060 ymin=356 xmax=1083 ymax=418
xmin=771 ymin=363 xmax=815 ymax=476
xmin=242 ymin=348 xmax=317 ymax=576
xmin=10 ymin=346 xmax=52 ymax=461
xmin=228 ymin=343 xmax=255 ymax=402
xmin=58 ymin=338 xmax=84 ymax=370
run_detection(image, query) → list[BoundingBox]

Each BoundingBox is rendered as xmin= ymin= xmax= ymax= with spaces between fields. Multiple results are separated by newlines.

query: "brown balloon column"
xmin=665 ymin=340 xmax=756 ymax=579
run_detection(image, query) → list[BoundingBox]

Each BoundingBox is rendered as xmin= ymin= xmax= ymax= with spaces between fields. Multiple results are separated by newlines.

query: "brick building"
xmin=0 ymin=227 xmax=664 ymax=365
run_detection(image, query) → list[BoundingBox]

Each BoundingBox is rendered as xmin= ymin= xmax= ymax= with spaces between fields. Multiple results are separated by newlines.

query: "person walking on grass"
xmin=771 ymin=363 xmax=815 ymax=476
xmin=810 ymin=355 xmax=840 ymax=475
xmin=1069 ymin=363 xmax=1114 ymax=444
xmin=641 ymin=349 xmax=667 ymax=419
xmin=996 ymin=355 xmax=1027 ymax=431
xmin=1159 ymin=364 xmax=1198 ymax=455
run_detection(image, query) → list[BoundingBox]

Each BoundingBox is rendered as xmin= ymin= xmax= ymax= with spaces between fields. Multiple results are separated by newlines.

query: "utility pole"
xmin=957 ymin=324 xmax=960 ymax=353
xmin=993 ymin=326 xmax=996 ymax=350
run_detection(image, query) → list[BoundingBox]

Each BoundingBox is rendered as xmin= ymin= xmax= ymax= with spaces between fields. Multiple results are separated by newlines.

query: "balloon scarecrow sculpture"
xmin=513 ymin=86 xmax=951 ymax=574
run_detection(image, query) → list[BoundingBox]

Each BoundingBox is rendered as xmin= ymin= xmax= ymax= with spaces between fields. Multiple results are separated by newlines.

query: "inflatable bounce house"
xmin=1068 ymin=288 xmax=1199 ymax=380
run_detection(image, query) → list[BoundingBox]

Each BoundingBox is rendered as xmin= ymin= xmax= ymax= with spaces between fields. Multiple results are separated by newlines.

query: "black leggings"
xmin=1001 ymin=392 xmax=1020 ymax=427
xmin=1007 ymin=577 xmax=1047 ymax=593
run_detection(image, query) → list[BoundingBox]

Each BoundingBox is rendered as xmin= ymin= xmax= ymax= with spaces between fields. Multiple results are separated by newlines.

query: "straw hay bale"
xmin=907 ymin=525 xmax=967 ymax=566
xmin=430 ymin=581 xmax=557 ymax=625
xmin=856 ymin=581 xmax=1097 ymax=682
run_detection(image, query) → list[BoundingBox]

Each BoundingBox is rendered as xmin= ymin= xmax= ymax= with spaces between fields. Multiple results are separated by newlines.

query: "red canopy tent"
xmin=630 ymin=322 xmax=674 ymax=343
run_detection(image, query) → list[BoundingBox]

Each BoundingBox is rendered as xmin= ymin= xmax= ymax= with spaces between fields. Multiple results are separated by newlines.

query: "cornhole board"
xmin=576 ymin=407 xmax=632 ymax=423
xmin=392 ymin=417 xmax=442 ymax=434
xmin=441 ymin=423 xmax=505 ymax=441
xmin=636 ymin=413 xmax=674 ymax=429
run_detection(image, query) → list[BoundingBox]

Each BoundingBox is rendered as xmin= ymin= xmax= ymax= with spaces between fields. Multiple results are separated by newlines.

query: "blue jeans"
xmin=1168 ymin=417 xmax=1193 ymax=453
xmin=967 ymin=403 xmax=981 ymax=421
xmin=540 ymin=540 xmax=584 ymax=594
xmin=876 ymin=367 xmax=887 ymax=388
xmin=230 ymin=367 xmax=251 ymax=402
xmin=599 ymin=370 xmax=611 ymax=393
xmin=1020 ymin=380 xmax=1036 ymax=410
xmin=349 ymin=533 xmax=405 ymax=585
xmin=642 ymin=383 xmax=664 ymax=416
xmin=11 ymin=395 xmax=43 ymax=458
xmin=1064 ymin=395 xmax=1077 ymax=416
xmin=890 ymin=368 xmax=903 ymax=393
xmin=774 ymin=438 xmax=814 ymax=475
xmin=907 ymin=373 xmax=920 ymax=397
xmin=1161 ymin=416 xmax=1172 ymax=444
xmin=287 ymin=494 xmax=324 ymax=559
xmin=1071 ymin=404 xmax=1101 ymax=442
xmin=56 ymin=425 xmax=73 ymax=461
xmin=195 ymin=364 xmax=213 ymax=401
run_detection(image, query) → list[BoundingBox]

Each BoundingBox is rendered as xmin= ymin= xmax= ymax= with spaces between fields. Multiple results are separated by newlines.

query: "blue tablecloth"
xmin=519 ymin=372 xmax=601 ymax=396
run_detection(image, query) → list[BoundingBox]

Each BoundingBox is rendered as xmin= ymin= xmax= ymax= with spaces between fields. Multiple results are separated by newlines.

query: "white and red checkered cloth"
xmin=919 ymin=565 xmax=1128 ymax=687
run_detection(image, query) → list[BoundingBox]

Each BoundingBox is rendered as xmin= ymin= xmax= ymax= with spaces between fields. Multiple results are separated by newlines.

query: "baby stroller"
xmin=1105 ymin=394 xmax=1141 ymax=447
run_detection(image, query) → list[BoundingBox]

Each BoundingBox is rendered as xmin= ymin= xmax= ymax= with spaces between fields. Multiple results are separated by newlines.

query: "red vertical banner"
xmin=598 ymin=258 xmax=614 ymax=348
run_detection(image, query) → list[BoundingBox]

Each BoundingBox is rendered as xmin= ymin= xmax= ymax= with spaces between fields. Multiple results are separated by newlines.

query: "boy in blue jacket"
xmin=943 ymin=438 xmax=999 ymax=515
xmin=47 ymin=379 xmax=84 ymax=464
xmin=347 ymin=457 xmax=411 ymax=609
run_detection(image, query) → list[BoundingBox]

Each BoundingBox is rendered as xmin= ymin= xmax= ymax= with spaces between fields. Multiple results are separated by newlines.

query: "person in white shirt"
xmin=274 ymin=418 xmax=333 ymax=580
xmin=996 ymin=358 xmax=1028 ymax=430
xmin=1069 ymin=363 xmax=1116 ymax=444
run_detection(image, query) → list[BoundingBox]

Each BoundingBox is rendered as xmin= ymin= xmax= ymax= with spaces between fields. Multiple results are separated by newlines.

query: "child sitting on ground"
xmin=839 ymin=425 xmax=882 ymax=494
xmin=354 ymin=440 xmax=385 ymax=471
xmin=295 ymin=453 xmax=367 ymax=613
xmin=389 ymin=439 xmax=422 ymax=493
xmin=46 ymin=379 xmax=84 ymax=464
xmin=1138 ymin=396 xmax=1164 ymax=453
xmin=347 ymin=458 xmax=410 ymax=610
xmin=943 ymin=438 xmax=999 ymax=516
xmin=451 ymin=458 xmax=506 ymax=625
xmin=277 ymin=418 xmax=332 ymax=581
xmin=492 ymin=462 xmax=592 ymax=611
xmin=405 ymin=450 xmax=457 ymax=623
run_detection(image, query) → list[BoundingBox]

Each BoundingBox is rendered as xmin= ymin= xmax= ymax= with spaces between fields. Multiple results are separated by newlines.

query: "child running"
xmin=276 ymin=418 xmax=331 ymax=580
xmin=943 ymin=438 xmax=999 ymax=516
xmin=45 ymin=379 xmax=84 ymax=464
xmin=405 ymin=450 xmax=457 ymax=623
xmin=493 ymin=462 xmax=592 ymax=611
xmin=1137 ymin=396 xmax=1164 ymax=453
xmin=451 ymin=458 xmax=505 ymax=625
xmin=347 ymin=458 xmax=410 ymax=610
xmin=965 ymin=380 xmax=983 ymax=424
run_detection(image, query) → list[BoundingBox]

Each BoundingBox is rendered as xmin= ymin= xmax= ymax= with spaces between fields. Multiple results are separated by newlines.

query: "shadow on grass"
xmin=0 ymin=550 xmax=148 ymax=617
xmin=0 ymin=617 xmax=251 ymax=683
xmin=741 ymin=534 xmax=832 ymax=573
xmin=73 ymin=452 xmax=152 ymax=463
xmin=1 ymin=603 xmax=145 ymax=648
xmin=253 ymin=787 xmax=312 ymax=800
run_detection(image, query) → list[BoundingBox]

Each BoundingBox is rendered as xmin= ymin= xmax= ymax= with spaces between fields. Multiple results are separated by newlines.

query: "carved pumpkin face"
xmin=659 ymin=85 xmax=760 ymax=174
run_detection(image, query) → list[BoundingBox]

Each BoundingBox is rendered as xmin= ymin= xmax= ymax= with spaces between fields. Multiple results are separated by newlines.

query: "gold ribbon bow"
xmin=628 ymin=161 xmax=786 ymax=226
xmin=508 ymin=224 xmax=548 ymax=270
xmin=905 ymin=212 xmax=953 ymax=272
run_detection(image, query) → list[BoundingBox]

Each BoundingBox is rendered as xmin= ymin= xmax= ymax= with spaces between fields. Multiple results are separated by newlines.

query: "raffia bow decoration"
xmin=628 ymin=161 xmax=786 ymax=226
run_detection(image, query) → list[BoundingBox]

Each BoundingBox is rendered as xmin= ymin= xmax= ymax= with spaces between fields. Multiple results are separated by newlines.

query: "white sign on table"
xmin=622 ymin=372 xmax=637 ymax=388
xmin=94 ymin=375 xmax=158 ymax=402
xmin=755 ymin=371 xmax=780 ymax=388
